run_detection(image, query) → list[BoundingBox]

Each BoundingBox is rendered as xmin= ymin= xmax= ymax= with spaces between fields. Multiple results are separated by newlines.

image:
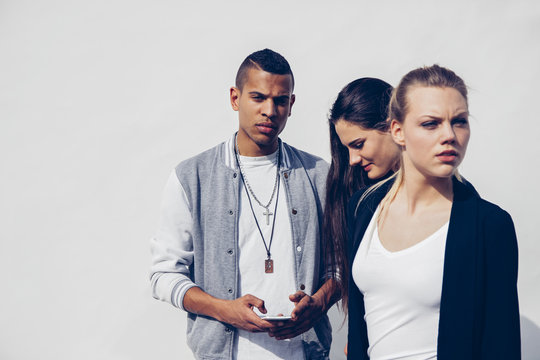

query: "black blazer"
xmin=346 ymin=177 xmax=520 ymax=359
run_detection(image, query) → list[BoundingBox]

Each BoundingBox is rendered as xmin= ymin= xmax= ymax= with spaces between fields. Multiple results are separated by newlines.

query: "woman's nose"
xmin=349 ymin=150 xmax=362 ymax=166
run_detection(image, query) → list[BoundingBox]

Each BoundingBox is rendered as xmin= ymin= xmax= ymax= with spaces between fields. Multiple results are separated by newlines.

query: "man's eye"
xmin=274 ymin=98 xmax=289 ymax=106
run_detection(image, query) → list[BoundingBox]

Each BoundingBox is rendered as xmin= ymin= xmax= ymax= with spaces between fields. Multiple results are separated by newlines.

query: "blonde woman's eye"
xmin=421 ymin=121 xmax=437 ymax=129
xmin=452 ymin=117 xmax=469 ymax=126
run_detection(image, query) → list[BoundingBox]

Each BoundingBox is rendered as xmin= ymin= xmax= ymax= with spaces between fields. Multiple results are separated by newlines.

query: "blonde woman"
xmin=347 ymin=65 xmax=520 ymax=359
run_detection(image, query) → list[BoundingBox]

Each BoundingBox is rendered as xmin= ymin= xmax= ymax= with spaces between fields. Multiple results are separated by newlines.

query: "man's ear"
xmin=230 ymin=87 xmax=240 ymax=111
xmin=288 ymin=94 xmax=296 ymax=116
xmin=390 ymin=119 xmax=405 ymax=146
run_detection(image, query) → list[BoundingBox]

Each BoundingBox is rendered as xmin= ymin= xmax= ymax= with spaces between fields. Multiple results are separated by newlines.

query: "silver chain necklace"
xmin=235 ymin=134 xmax=281 ymax=225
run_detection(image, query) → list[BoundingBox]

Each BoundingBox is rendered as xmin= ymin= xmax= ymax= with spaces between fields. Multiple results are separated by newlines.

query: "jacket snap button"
xmin=296 ymin=246 xmax=302 ymax=252
xmin=300 ymin=284 xmax=305 ymax=290
xmin=227 ymin=249 xmax=233 ymax=255
xmin=229 ymin=210 xmax=234 ymax=215
xmin=284 ymin=172 xmax=288 ymax=179
xmin=228 ymin=288 xmax=233 ymax=293
xmin=225 ymin=327 xmax=232 ymax=333
xmin=291 ymin=208 xmax=297 ymax=215
xmin=233 ymin=173 xmax=237 ymax=178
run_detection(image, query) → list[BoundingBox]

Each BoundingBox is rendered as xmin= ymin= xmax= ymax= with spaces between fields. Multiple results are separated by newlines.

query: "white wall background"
xmin=1 ymin=1 xmax=539 ymax=359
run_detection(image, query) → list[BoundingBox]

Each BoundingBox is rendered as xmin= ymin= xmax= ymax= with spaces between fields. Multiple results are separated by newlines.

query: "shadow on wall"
xmin=522 ymin=315 xmax=540 ymax=360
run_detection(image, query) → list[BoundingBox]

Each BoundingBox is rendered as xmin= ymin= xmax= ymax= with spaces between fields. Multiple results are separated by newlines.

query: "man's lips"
xmin=256 ymin=122 xmax=277 ymax=135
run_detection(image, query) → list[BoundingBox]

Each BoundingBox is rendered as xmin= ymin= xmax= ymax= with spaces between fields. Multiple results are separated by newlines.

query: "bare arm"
xmin=183 ymin=287 xmax=279 ymax=333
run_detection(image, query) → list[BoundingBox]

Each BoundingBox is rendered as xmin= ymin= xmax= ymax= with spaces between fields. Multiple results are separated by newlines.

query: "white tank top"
xmin=352 ymin=206 xmax=448 ymax=360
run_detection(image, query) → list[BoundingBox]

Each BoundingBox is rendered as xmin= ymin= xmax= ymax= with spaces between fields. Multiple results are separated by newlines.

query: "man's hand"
xmin=267 ymin=279 xmax=341 ymax=340
xmin=183 ymin=288 xmax=277 ymax=333
xmin=216 ymin=294 xmax=276 ymax=332
xmin=267 ymin=290 xmax=326 ymax=340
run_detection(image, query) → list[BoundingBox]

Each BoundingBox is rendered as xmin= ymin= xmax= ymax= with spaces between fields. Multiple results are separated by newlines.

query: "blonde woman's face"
xmin=391 ymin=86 xmax=470 ymax=179
xmin=335 ymin=120 xmax=400 ymax=180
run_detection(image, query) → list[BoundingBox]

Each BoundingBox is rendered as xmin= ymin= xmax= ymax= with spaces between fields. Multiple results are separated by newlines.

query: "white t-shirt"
xmin=352 ymin=206 xmax=448 ymax=360
xmin=233 ymin=151 xmax=304 ymax=360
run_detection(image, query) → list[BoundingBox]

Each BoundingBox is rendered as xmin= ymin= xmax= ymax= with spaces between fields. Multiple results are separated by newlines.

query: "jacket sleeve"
xmin=149 ymin=170 xmax=198 ymax=311
xmin=480 ymin=207 xmax=521 ymax=359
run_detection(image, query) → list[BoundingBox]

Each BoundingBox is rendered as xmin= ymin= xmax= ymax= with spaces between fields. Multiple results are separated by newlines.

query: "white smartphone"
xmin=259 ymin=315 xmax=292 ymax=321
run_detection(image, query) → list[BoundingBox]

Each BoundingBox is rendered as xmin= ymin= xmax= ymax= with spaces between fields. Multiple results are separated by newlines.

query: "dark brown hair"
xmin=323 ymin=78 xmax=393 ymax=311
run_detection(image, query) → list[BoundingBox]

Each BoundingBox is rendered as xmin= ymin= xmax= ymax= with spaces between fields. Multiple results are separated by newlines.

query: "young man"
xmin=150 ymin=49 xmax=338 ymax=359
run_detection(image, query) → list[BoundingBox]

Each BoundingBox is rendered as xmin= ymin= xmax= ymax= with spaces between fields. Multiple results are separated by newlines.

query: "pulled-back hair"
xmin=235 ymin=48 xmax=294 ymax=90
xmin=358 ymin=65 xmax=469 ymax=218
xmin=323 ymin=78 xmax=393 ymax=311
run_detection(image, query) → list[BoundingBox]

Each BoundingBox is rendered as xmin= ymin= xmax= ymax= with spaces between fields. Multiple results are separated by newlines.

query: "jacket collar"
xmin=350 ymin=177 xmax=394 ymax=253
xmin=223 ymin=133 xmax=292 ymax=171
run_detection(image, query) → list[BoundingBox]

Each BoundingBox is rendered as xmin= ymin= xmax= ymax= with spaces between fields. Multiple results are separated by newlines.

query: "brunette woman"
xmin=323 ymin=78 xmax=400 ymax=308
xmin=347 ymin=65 xmax=520 ymax=359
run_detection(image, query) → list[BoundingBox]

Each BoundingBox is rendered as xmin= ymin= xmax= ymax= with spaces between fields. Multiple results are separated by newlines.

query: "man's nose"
xmin=261 ymin=99 xmax=277 ymax=118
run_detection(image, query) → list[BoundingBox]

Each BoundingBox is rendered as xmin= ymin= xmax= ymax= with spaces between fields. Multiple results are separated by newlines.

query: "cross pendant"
xmin=262 ymin=207 xmax=273 ymax=225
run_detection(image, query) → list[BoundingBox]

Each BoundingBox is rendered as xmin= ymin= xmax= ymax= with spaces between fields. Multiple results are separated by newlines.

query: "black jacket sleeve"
xmin=480 ymin=206 xmax=521 ymax=359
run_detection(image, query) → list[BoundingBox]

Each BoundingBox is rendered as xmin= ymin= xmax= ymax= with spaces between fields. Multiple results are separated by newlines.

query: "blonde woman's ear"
xmin=390 ymin=119 xmax=406 ymax=146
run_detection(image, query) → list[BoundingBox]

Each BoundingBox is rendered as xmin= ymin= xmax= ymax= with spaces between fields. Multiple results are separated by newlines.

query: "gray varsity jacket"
xmin=151 ymin=135 xmax=331 ymax=359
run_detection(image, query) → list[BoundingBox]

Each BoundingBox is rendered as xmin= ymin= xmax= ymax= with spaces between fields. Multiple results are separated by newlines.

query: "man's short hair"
xmin=235 ymin=48 xmax=295 ymax=91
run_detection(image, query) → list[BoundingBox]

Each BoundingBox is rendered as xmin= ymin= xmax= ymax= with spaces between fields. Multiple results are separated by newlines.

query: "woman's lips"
xmin=363 ymin=163 xmax=373 ymax=172
xmin=437 ymin=150 xmax=458 ymax=162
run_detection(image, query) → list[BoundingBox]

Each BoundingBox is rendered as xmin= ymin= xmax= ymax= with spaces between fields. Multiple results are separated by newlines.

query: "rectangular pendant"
xmin=265 ymin=259 xmax=274 ymax=273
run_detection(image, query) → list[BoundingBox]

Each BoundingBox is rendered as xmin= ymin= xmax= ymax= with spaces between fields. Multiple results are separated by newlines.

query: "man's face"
xmin=230 ymin=68 xmax=295 ymax=156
